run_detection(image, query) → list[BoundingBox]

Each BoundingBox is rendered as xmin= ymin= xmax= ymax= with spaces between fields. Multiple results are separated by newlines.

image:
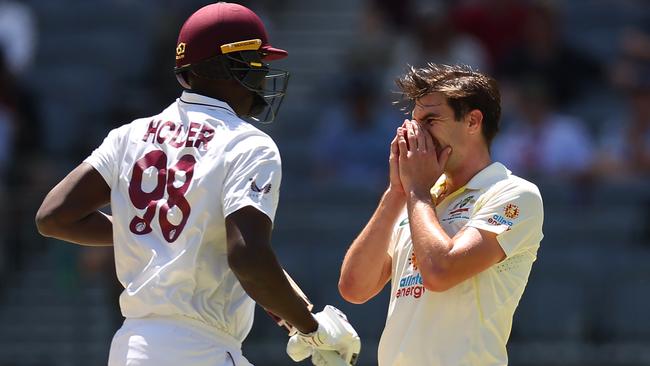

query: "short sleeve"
xmin=466 ymin=182 xmax=544 ymax=257
xmin=222 ymin=135 xmax=282 ymax=223
xmin=83 ymin=127 xmax=124 ymax=188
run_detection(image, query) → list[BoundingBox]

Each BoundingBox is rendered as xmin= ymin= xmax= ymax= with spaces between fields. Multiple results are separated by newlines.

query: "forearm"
xmin=37 ymin=210 xmax=113 ymax=246
xmin=339 ymin=189 xmax=403 ymax=300
xmin=230 ymin=246 xmax=318 ymax=334
xmin=406 ymin=191 xmax=453 ymax=286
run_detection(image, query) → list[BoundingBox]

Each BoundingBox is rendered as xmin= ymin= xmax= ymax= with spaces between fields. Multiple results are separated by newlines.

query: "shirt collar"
xmin=465 ymin=162 xmax=510 ymax=190
xmin=179 ymin=91 xmax=237 ymax=116
xmin=430 ymin=175 xmax=447 ymax=201
xmin=430 ymin=162 xmax=510 ymax=197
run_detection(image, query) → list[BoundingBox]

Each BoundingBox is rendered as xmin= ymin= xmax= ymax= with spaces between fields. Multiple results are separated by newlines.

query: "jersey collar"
xmin=179 ymin=91 xmax=237 ymax=116
xmin=430 ymin=162 xmax=510 ymax=198
xmin=465 ymin=162 xmax=510 ymax=190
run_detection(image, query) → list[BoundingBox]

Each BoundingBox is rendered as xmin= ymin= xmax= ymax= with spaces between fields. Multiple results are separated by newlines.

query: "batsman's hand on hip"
xmin=286 ymin=305 xmax=360 ymax=365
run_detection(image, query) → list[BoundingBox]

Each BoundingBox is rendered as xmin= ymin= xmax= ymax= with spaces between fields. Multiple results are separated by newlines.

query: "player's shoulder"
xmin=485 ymin=164 xmax=543 ymax=207
xmin=107 ymin=116 xmax=157 ymax=140
xmin=124 ymin=116 xmax=154 ymax=129
xmin=223 ymin=117 xmax=280 ymax=154
xmin=101 ymin=117 xmax=146 ymax=140
xmin=502 ymin=172 xmax=541 ymax=198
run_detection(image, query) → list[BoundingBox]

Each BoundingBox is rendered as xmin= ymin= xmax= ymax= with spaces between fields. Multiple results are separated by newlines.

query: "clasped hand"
xmin=389 ymin=120 xmax=451 ymax=198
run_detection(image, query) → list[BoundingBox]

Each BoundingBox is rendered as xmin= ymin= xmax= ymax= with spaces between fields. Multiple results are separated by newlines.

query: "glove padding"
xmin=285 ymin=344 xmax=349 ymax=366
xmin=286 ymin=337 xmax=312 ymax=362
xmin=311 ymin=349 xmax=352 ymax=366
xmin=286 ymin=305 xmax=360 ymax=365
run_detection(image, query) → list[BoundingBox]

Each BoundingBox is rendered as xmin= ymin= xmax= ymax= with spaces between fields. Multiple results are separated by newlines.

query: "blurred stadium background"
xmin=0 ymin=0 xmax=649 ymax=365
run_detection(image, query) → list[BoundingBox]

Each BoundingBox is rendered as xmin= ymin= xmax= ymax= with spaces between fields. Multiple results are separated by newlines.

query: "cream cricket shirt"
xmin=84 ymin=91 xmax=281 ymax=344
xmin=378 ymin=162 xmax=544 ymax=366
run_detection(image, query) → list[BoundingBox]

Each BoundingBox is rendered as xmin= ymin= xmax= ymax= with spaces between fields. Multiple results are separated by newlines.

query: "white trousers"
xmin=108 ymin=316 xmax=253 ymax=366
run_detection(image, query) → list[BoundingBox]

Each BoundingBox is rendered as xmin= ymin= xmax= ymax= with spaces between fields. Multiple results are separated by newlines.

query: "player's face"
xmin=412 ymin=92 xmax=466 ymax=169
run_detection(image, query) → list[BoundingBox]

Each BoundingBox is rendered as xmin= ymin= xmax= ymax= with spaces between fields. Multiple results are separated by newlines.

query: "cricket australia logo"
xmin=249 ymin=177 xmax=272 ymax=194
xmin=453 ymin=195 xmax=475 ymax=210
xmin=504 ymin=203 xmax=520 ymax=219
xmin=443 ymin=195 xmax=475 ymax=223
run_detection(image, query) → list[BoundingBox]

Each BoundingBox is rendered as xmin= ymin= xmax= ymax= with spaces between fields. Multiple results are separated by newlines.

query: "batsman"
xmin=35 ymin=3 xmax=359 ymax=365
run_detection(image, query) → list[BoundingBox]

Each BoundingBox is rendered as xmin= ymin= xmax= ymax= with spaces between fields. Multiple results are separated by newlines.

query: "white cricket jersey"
xmin=378 ymin=162 xmax=544 ymax=366
xmin=84 ymin=91 xmax=282 ymax=343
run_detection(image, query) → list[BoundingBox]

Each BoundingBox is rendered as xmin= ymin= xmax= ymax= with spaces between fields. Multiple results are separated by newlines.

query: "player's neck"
xmin=443 ymin=150 xmax=492 ymax=194
xmin=188 ymin=80 xmax=251 ymax=116
xmin=191 ymin=88 xmax=230 ymax=105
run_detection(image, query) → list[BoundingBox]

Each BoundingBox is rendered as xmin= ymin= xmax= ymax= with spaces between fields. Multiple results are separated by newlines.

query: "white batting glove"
xmin=311 ymin=350 xmax=352 ymax=366
xmin=286 ymin=337 xmax=312 ymax=362
xmin=286 ymin=305 xmax=360 ymax=365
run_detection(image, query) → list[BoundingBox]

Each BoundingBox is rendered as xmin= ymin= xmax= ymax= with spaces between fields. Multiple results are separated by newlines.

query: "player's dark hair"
xmin=396 ymin=63 xmax=501 ymax=147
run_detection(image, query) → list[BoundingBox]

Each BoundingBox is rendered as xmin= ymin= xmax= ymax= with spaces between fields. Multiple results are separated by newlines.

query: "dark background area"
xmin=0 ymin=0 xmax=649 ymax=365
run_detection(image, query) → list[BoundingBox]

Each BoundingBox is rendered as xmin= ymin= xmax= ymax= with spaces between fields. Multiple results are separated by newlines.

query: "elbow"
xmin=338 ymin=276 xmax=371 ymax=304
xmin=227 ymin=248 xmax=253 ymax=278
xmin=422 ymin=276 xmax=454 ymax=292
xmin=421 ymin=267 xmax=456 ymax=293
xmin=35 ymin=207 xmax=60 ymax=238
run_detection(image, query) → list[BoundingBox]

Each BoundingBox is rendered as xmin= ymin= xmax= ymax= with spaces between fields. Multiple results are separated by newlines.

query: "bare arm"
xmin=226 ymin=206 xmax=318 ymax=334
xmin=339 ymin=126 xmax=416 ymax=304
xmin=406 ymin=192 xmax=505 ymax=292
xmin=338 ymin=189 xmax=400 ymax=304
xmin=35 ymin=163 xmax=113 ymax=246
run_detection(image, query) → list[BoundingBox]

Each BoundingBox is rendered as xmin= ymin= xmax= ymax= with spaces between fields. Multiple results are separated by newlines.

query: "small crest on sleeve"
xmin=504 ymin=203 xmax=520 ymax=219
xmin=248 ymin=177 xmax=272 ymax=194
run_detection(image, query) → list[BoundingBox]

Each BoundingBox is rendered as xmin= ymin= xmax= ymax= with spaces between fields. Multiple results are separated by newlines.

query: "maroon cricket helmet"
xmin=175 ymin=2 xmax=287 ymax=69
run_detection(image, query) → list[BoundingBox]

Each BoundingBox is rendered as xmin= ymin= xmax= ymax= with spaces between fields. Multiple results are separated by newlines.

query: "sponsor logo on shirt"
xmin=408 ymin=251 xmax=418 ymax=270
xmin=487 ymin=204 xmax=520 ymax=230
xmin=488 ymin=214 xmax=514 ymax=229
xmin=396 ymin=250 xmax=426 ymax=299
xmin=248 ymin=177 xmax=272 ymax=194
xmin=396 ymin=272 xmax=425 ymax=299
xmin=399 ymin=217 xmax=409 ymax=227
